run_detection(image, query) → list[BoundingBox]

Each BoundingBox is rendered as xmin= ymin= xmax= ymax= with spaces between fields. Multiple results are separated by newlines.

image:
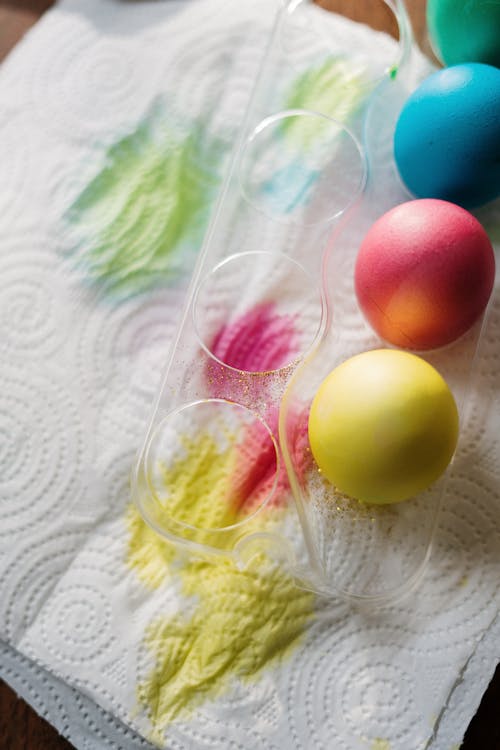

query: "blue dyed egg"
xmin=394 ymin=63 xmax=500 ymax=209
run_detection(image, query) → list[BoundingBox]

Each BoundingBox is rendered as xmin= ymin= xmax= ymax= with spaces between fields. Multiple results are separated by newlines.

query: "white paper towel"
xmin=1 ymin=1 xmax=499 ymax=749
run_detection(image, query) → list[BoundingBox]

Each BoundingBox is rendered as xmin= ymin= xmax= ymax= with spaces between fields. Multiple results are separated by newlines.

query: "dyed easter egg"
xmin=427 ymin=0 xmax=500 ymax=67
xmin=394 ymin=63 xmax=500 ymax=208
xmin=308 ymin=349 xmax=459 ymax=505
xmin=354 ymin=200 xmax=495 ymax=350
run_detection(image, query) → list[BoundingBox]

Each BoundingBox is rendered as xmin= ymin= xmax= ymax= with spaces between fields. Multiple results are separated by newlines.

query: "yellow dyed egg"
xmin=308 ymin=349 xmax=459 ymax=504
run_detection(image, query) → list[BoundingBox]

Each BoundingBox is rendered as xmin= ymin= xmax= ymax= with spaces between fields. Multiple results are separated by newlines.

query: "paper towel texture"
xmin=0 ymin=1 xmax=499 ymax=748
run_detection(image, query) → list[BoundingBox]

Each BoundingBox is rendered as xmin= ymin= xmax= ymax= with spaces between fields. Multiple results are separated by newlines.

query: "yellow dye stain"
xmin=126 ymin=504 xmax=176 ymax=590
xmin=126 ymin=428 xmax=242 ymax=589
xmin=372 ymin=740 xmax=391 ymax=750
xmin=138 ymin=554 xmax=313 ymax=736
xmin=156 ymin=428 xmax=242 ymax=532
xmin=131 ymin=424 xmax=283 ymax=560
xmin=127 ymin=428 xmax=315 ymax=736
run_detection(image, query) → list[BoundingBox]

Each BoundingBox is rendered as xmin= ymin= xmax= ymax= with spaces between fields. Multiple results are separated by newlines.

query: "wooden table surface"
xmin=0 ymin=1 xmax=498 ymax=748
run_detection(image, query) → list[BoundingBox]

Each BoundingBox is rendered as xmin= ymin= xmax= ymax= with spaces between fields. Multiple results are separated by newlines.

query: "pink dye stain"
xmin=210 ymin=302 xmax=299 ymax=373
xmin=205 ymin=302 xmax=300 ymax=401
xmin=231 ymin=405 xmax=313 ymax=513
xmin=204 ymin=301 xmax=311 ymax=514
xmin=231 ymin=412 xmax=279 ymax=514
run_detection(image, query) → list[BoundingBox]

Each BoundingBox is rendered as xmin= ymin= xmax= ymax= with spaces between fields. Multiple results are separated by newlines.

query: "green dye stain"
xmin=372 ymin=740 xmax=391 ymax=750
xmin=283 ymin=56 xmax=368 ymax=141
xmin=67 ymin=104 xmax=226 ymax=297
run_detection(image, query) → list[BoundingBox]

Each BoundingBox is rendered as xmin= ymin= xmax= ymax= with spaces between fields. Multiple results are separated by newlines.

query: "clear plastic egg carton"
xmin=131 ymin=0 xmax=489 ymax=605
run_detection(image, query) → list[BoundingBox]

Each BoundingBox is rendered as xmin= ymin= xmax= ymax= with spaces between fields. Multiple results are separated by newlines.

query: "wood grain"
xmin=462 ymin=664 xmax=500 ymax=749
xmin=0 ymin=678 xmax=74 ymax=750
xmin=0 ymin=1 xmax=497 ymax=749
xmin=0 ymin=0 xmax=54 ymax=61
xmin=314 ymin=0 xmax=400 ymax=39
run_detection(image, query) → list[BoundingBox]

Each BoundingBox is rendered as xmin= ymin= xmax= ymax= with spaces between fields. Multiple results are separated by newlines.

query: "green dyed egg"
xmin=427 ymin=0 xmax=500 ymax=67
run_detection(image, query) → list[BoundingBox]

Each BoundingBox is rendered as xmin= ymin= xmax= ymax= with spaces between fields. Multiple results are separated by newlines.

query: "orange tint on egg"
xmin=354 ymin=199 xmax=495 ymax=350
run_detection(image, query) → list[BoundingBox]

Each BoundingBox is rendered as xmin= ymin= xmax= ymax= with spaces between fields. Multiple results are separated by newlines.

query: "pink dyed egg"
xmin=354 ymin=199 xmax=495 ymax=350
